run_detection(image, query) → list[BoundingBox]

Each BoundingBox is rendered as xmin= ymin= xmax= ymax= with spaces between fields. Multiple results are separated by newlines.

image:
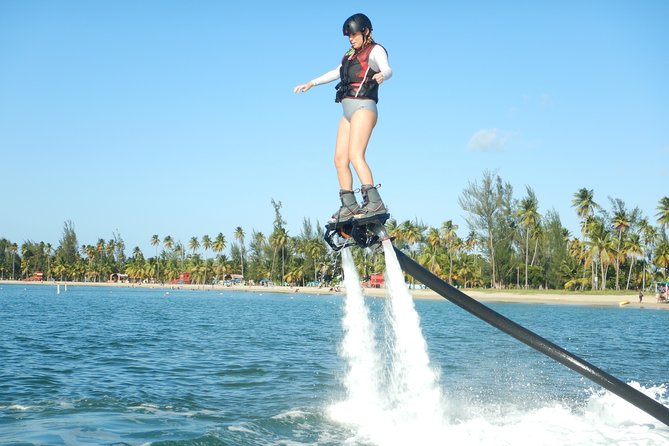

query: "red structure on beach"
xmin=364 ymin=273 xmax=384 ymax=288
xmin=170 ymin=272 xmax=191 ymax=285
xmin=23 ymin=272 xmax=44 ymax=281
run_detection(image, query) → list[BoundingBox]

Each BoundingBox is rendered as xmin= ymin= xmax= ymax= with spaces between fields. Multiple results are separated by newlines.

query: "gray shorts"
xmin=341 ymin=98 xmax=377 ymax=121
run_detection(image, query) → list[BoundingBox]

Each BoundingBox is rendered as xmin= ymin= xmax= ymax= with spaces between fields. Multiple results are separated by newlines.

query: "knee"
xmin=334 ymin=153 xmax=349 ymax=170
xmin=349 ymin=153 xmax=367 ymax=169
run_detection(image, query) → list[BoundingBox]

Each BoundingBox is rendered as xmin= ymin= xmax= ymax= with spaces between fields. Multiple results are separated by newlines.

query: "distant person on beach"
xmin=638 ymin=289 xmax=643 ymax=303
xmin=294 ymin=13 xmax=392 ymax=223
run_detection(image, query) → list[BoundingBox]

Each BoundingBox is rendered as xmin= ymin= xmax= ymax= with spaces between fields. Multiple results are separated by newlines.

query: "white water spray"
xmin=330 ymin=242 xmax=447 ymax=445
xmin=329 ymin=247 xmax=384 ymax=426
xmin=381 ymin=239 xmax=446 ymax=427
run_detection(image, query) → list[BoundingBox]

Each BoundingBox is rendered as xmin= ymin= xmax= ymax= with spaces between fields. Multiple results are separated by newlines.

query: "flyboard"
xmin=324 ymin=212 xmax=669 ymax=427
xmin=324 ymin=212 xmax=391 ymax=251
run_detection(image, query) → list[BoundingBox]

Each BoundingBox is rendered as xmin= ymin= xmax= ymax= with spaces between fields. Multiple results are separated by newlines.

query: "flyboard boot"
xmin=354 ymin=184 xmax=387 ymax=220
xmin=324 ymin=185 xmax=390 ymax=251
xmin=329 ymin=189 xmax=360 ymax=224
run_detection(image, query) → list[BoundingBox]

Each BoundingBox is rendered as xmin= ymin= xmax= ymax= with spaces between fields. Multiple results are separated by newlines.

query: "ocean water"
xmin=1 ymin=280 xmax=668 ymax=445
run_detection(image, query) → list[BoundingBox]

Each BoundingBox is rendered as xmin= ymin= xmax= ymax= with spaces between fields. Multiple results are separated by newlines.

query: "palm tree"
xmin=175 ymin=241 xmax=185 ymax=270
xmin=52 ymin=258 xmax=65 ymax=281
xmin=530 ymin=222 xmax=544 ymax=268
xmin=248 ymin=231 xmax=267 ymax=281
xmin=400 ymin=220 xmax=423 ymax=258
xmin=387 ymin=219 xmax=403 ymax=246
xmin=425 ymin=227 xmax=442 ymax=274
xmin=162 ymin=236 xmax=174 ymax=282
xmin=151 ymin=234 xmax=160 ymax=283
xmin=213 ymin=233 xmax=227 ymax=281
xmin=654 ymin=241 xmax=669 ymax=279
xmin=567 ymin=237 xmax=588 ymax=290
xmin=45 ymin=243 xmax=53 ymax=280
xmin=189 ymin=236 xmax=200 ymax=257
xmin=585 ymin=220 xmax=616 ymax=290
xmin=83 ymin=244 xmax=96 ymax=282
xmin=572 ymin=188 xmax=598 ymax=231
xmin=624 ymin=233 xmax=643 ymax=290
xmin=201 ymin=234 xmax=212 ymax=285
xmin=106 ymin=239 xmax=116 ymax=260
xmin=269 ymin=227 xmax=288 ymax=284
xmin=572 ymin=188 xmax=599 ymax=288
xmin=132 ymin=246 xmax=143 ymax=260
xmin=397 ymin=220 xmax=423 ymax=287
xmin=639 ymin=219 xmax=659 ymax=290
xmin=464 ymin=230 xmax=477 ymax=253
xmin=440 ymin=220 xmax=459 ymax=284
xmin=234 ymin=226 xmax=245 ymax=278
xmin=305 ymin=237 xmax=326 ymax=282
xmin=95 ymin=239 xmax=105 ymax=281
xmin=517 ymin=188 xmax=540 ymax=288
xmin=163 ymin=236 xmax=174 ymax=252
xmin=10 ymin=242 xmax=18 ymax=280
xmin=610 ymin=203 xmax=630 ymax=290
xmin=125 ymin=259 xmax=143 ymax=282
xmin=213 ymin=233 xmax=227 ymax=256
xmin=656 ymin=197 xmax=669 ymax=236
xmin=144 ymin=260 xmax=157 ymax=282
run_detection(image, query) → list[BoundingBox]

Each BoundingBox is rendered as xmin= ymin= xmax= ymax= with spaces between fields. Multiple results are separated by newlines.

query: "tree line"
xmin=2 ymin=172 xmax=668 ymax=291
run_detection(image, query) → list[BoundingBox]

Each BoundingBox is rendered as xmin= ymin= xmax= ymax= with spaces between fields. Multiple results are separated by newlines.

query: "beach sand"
xmin=3 ymin=279 xmax=667 ymax=310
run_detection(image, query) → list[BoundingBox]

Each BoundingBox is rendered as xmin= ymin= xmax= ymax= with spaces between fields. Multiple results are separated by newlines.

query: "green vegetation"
xmin=2 ymin=173 xmax=668 ymax=290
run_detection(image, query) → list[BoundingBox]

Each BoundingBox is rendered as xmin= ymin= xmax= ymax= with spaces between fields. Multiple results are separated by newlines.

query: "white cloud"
xmin=468 ymin=128 xmax=509 ymax=151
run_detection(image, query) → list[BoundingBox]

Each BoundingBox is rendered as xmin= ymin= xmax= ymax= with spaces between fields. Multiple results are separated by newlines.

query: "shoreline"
xmin=1 ymin=279 xmax=667 ymax=310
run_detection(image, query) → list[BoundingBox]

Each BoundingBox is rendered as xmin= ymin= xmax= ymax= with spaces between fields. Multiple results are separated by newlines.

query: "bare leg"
xmin=347 ymin=109 xmax=377 ymax=185
xmin=334 ymin=117 xmax=353 ymax=190
xmin=330 ymin=110 xmax=381 ymax=221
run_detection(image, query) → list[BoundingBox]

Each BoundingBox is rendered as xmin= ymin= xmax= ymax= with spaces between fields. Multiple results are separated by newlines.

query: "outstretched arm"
xmin=293 ymin=82 xmax=314 ymax=93
xmin=293 ymin=65 xmax=341 ymax=93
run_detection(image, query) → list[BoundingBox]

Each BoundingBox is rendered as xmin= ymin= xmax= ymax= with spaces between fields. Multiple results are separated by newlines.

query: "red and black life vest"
xmin=335 ymin=43 xmax=386 ymax=104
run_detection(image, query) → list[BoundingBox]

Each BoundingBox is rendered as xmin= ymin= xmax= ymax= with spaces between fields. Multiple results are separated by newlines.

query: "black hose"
xmin=393 ymin=247 xmax=669 ymax=426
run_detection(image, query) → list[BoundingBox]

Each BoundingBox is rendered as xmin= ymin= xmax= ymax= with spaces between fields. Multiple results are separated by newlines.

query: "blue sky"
xmin=1 ymin=1 xmax=668 ymax=255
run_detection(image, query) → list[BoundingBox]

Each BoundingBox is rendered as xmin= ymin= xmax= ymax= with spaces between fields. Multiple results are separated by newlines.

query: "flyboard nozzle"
xmin=373 ymin=223 xmax=389 ymax=241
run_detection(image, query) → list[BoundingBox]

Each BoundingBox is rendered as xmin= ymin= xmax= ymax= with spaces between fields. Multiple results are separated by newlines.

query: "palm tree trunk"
xmin=488 ymin=231 xmax=496 ymax=288
xmin=626 ymin=258 xmax=635 ymax=290
xmin=531 ymin=236 xmax=539 ymax=266
xmin=525 ymin=230 xmax=529 ymax=288
xmin=281 ymin=246 xmax=285 ymax=285
xmin=615 ymin=230 xmax=622 ymax=290
xmin=271 ymin=248 xmax=277 ymax=282
xmin=430 ymin=247 xmax=436 ymax=273
xmin=449 ymin=253 xmax=453 ymax=285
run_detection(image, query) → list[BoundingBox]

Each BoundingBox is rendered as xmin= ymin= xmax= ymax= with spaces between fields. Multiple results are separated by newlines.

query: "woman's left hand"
xmin=372 ymin=72 xmax=384 ymax=84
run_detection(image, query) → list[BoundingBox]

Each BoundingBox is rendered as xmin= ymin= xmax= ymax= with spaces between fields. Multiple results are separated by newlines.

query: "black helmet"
xmin=342 ymin=13 xmax=373 ymax=36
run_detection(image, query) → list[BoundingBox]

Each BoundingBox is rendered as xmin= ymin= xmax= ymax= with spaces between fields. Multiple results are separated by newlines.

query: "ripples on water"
xmin=1 ymin=284 xmax=668 ymax=445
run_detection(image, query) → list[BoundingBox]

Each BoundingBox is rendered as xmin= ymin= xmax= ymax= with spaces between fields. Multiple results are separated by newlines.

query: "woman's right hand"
xmin=293 ymin=82 xmax=313 ymax=93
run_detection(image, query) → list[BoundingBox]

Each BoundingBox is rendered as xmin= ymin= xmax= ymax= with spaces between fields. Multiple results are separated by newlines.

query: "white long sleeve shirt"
xmin=310 ymin=45 xmax=392 ymax=86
